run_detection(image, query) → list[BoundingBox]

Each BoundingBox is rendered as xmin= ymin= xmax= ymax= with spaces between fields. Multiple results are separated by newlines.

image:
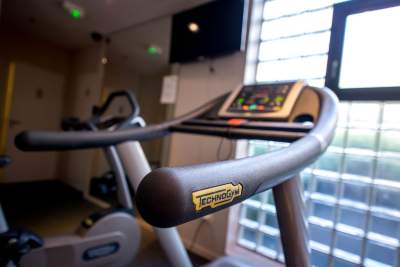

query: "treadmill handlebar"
xmin=15 ymin=87 xmax=338 ymax=228
xmin=15 ymin=95 xmax=225 ymax=151
xmin=135 ymin=87 xmax=338 ymax=227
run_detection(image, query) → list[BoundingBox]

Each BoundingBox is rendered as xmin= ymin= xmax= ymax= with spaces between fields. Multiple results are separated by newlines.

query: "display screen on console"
xmin=227 ymin=84 xmax=291 ymax=113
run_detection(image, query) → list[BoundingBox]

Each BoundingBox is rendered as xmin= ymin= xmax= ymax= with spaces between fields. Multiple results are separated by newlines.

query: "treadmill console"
xmin=218 ymin=80 xmax=305 ymax=119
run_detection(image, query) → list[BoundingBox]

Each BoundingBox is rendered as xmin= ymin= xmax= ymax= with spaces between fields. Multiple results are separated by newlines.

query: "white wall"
xmin=0 ymin=29 xmax=70 ymax=183
xmin=102 ymin=64 xmax=167 ymax=167
xmin=89 ymin=64 xmax=140 ymax=179
xmin=137 ymin=74 xmax=166 ymax=165
xmin=103 ymin=64 xmax=139 ymax=94
xmin=0 ymin=29 xmax=115 ymax=194
xmin=0 ymin=29 xmax=112 ymax=194
xmin=5 ymin=62 xmax=66 ymax=182
xmin=59 ymin=58 xmax=167 ymax=193
xmin=167 ymin=52 xmax=246 ymax=259
xmin=59 ymin=43 xmax=106 ymax=193
xmin=0 ymin=29 xmax=70 ymax=75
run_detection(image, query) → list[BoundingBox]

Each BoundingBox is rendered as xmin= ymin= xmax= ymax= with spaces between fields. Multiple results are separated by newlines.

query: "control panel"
xmin=218 ymin=80 xmax=305 ymax=119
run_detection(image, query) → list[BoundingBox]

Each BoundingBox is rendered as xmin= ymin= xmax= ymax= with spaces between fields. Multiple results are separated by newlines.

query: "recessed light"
xmin=188 ymin=22 xmax=200 ymax=33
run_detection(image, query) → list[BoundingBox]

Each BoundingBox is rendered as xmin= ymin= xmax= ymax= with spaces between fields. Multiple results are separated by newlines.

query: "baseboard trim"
xmin=84 ymin=193 xmax=110 ymax=209
xmin=182 ymin=237 xmax=221 ymax=260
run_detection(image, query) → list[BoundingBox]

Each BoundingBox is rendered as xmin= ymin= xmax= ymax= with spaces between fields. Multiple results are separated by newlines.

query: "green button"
xmin=262 ymin=97 xmax=270 ymax=103
xmin=275 ymin=95 xmax=284 ymax=103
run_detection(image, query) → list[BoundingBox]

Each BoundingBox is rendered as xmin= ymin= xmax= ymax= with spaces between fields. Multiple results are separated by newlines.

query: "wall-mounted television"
xmin=169 ymin=0 xmax=247 ymax=64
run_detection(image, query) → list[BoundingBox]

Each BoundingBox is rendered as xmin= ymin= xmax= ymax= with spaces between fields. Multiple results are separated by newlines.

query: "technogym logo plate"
xmin=192 ymin=183 xmax=243 ymax=211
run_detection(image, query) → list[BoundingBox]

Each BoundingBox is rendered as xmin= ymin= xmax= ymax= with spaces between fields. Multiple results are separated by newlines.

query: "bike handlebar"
xmin=92 ymin=91 xmax=140 ymax=128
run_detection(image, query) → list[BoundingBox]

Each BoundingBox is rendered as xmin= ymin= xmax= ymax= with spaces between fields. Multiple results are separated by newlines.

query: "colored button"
xmin=257 ymin=105 xmax=265 ymax=110
xmin=227 ymin=119 xmax=247 ymax=126
xmin=275 ymin=95 xmax=284 ymax=103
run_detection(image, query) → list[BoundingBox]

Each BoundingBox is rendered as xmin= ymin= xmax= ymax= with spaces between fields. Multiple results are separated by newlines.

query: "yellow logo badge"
xmin=192 ymin=183 xmax=243 ymax=211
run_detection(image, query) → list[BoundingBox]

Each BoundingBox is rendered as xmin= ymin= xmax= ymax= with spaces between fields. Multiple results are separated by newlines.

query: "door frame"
xmin=0 ymin=62 xmax=16 ymax=181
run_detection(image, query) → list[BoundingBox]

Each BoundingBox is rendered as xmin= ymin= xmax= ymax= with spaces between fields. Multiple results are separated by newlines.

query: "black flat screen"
xmin=169 ymin=0 xmax=246 ymax=63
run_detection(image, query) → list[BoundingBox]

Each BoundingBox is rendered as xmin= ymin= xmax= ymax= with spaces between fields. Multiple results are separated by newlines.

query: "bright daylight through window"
xmin=236 ymin=1 xmax=400 ymax=267
xmin=339 ymin=6 xmax=400 ymax=89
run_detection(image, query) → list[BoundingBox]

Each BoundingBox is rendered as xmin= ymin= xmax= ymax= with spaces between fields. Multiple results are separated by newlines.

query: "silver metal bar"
xmin=263 ymin=4 xmax=333 ymax=23
xmin=0 ymin=203 xmax=9 ymax=233
xmin=360 ymin=102 xmax=385 ymax=265
xmin=154 ymin=227 xmax=194 ymax=267
xmin=273 ymin=175 xmax=310 ymax=267
xmin=259 ymin=52 xmax=328 ymax=64
xmin=117 ymin=141 xmax=193 ymax=267
xmin=326 ymin=102 xmax=351 ymax=267
xmin=103 ymin=146 xmax=133 ymax=209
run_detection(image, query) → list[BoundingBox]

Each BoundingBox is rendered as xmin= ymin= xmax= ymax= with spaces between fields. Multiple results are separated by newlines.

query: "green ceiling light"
xmin=147 ymin=46 xmax=158 ymax=55
xmin=147 ymin=45 xmax=162 ymax=55
xmin=62 ymin=1 xmax=85 ymax=19
xmin=70 ymin=8 xmax=82 ymax=19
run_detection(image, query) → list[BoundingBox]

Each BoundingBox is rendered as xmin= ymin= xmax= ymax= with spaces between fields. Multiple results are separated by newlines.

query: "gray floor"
xmin=130 ymin=225 xmax=208 ymax=267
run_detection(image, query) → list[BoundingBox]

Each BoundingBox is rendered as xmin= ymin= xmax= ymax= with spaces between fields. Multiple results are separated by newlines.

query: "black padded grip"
xmin=135 ymin=87 xmax=338 ymax=227
xmin=136 ymin=139 xmax=320 ymax=228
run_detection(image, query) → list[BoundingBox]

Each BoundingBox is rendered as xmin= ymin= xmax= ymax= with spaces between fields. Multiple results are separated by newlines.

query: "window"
xmin=230 ymin=1 xmax=400 ymax=267
xmin=326 ymin=0 xmax=400 ymax=100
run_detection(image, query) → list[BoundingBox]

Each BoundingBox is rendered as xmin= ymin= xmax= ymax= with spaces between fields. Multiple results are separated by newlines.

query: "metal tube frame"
xmin=0 ymin=203 xmax=8 ymax=233
xmin=272 ymin=174 xmax=309 ymax=267
xmin=117 ymin=141 xmax=193 ymax=267
xmin=103 ymin=146 xmax=133 ymax=209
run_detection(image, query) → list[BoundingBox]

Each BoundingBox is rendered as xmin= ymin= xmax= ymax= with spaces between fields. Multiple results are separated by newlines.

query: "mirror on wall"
xmin=101 ymin=16 xmax=173 ymax=168
xmin=0 ymin=0 xmax=212 ymax=187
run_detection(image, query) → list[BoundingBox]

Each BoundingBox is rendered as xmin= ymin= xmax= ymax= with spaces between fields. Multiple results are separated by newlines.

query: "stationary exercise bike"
xmin=16 ymin=81 xmax=338 ymax=267
xmin=0 ymin=91 xmax=142 ymax=267
xmin=0 ymin=155 xmax=43 ymax=267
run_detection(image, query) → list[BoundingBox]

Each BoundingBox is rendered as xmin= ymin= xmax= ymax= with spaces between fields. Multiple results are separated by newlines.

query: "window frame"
xmin=228 ymin=0 xmax=400 ymax=266
xmin=325 ymin=0 xmax=400 ymax=101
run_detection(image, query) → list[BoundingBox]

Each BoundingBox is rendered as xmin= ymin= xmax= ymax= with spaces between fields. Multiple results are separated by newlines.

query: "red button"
xmin=227 ymin=119 xmax=247 ymax=126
